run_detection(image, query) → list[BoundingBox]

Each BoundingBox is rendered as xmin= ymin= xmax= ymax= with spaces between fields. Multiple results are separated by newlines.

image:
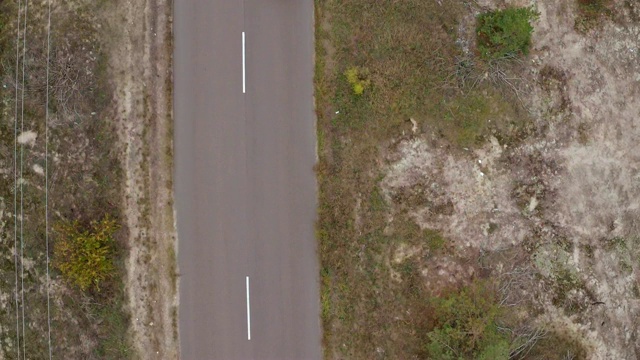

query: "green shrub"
xmin=476 ymin=7 xmax=539 ymax=59
xmin=54 ymin=215 xmax=118 ymax=292
xmin=344 ymin=66 xmax=370 ymax=95
xmin=424 ymin=281 xmax=509 ymax=359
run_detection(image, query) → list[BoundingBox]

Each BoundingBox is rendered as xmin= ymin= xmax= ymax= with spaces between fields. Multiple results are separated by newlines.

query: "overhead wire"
xmin=44 ymin=0 xmax=53 ymax=358
xmin=19 ymin=1 xmax=30 ymax=359
xmin=12 ymin=0 xmax=23 ymax=357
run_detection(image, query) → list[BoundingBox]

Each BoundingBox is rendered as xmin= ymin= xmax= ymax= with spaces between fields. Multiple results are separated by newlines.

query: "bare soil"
xmin=104 ymin=0 xmax=178 ymax=358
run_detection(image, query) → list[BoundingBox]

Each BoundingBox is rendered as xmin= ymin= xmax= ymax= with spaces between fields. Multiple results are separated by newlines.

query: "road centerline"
xmin=242 ymin=31 xmax=246 ymax=94
xmin=246 ymin=276 xmax=251 ymax=340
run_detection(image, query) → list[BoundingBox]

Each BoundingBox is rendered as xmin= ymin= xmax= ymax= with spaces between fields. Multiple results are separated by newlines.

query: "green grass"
xmin=422 ymin=281 xmax=509 ymax=359
xmin=92 ymin=281 xmax=133 ymax=359
xmin=524 ymin=330 xmax=587 ymax=359
xmin=476 ymin=7 xmax=538 ymax=59
xmin=425 ymin=229 xmax=446 ymax=253
xmin=431 ymin=88 xmax=520 ymax=147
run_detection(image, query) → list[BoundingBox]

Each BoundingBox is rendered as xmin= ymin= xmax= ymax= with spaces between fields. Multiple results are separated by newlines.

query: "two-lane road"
xmin=174 ymin=1 xmax=321 ymax=359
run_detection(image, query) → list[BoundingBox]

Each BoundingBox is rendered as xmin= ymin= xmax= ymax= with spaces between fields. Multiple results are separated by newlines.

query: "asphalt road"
xmin=173 ymin=1 xmax=321 ymax=359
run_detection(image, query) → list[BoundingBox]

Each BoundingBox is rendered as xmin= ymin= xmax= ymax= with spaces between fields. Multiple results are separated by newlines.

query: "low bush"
xmin=424 ymin=281 xmax=510 ymax=359
xmin=344 ymin=66 xmax=370 ymax=95
xmin=54 ymin=215 xmax=119 ymax=292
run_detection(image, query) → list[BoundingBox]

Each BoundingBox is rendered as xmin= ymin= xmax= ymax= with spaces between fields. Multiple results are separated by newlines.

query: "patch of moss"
xmin=369 ymin=186 xmax=387 ymax=213
xmin=425 ymin=229 xmax=446 ymax=252
xmin=583 ymin=244 xmax=594 ymax=259
xmin=604 ymin=236 xmax=627 ymax=251
xmin=620 ymin=260 xmax=633 ymax=274
xmin=431 ymin=88 xmax=520 ymax=148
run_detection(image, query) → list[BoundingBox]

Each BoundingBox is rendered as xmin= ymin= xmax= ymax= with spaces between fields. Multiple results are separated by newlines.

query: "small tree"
xmin=54 ymin=215 xmax=118 ymax=292
xmin=476 ymin=7 xmax=539 ymax=60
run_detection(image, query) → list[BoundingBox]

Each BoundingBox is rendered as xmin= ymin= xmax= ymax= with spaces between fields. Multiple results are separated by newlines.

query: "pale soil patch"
xmin=381 ymin=137 xmax=530 ymax=252
xmin=16 ymin=131 xmax=37 ymax=145
xmin=103 ymin=0 xmax=178 ymax=358
xmin=32 ymin=164 xmax=43 ymax=176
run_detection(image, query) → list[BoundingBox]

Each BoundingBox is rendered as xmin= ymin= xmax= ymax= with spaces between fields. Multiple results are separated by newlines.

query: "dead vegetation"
xmin=315 ymin=0 xmax=640 ymax=358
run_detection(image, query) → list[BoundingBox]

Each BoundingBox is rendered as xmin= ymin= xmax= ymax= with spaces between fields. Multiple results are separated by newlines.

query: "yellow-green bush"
xmin=54 ymin=216 xmax=118 ymax=292
xmin=344 ymin=66 xmax=370 ymax=95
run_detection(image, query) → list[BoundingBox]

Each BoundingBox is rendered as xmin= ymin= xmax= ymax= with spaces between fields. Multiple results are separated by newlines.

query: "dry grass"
xmin=575 ymin=0 xmax=612 ymax=33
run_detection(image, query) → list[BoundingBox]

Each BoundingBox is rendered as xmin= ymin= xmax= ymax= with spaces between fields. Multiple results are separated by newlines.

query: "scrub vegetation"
xmin=476 ymin=7 xmax=538 ymax=59
xmin=54 ymin=216 xmax=119 ymax=293
xmin=575 ymin=0 xmax=612 ymax=32
xmin=315 ymin=0 xmax=640 ymax=358
xmin=0 ymin=0 xmax=131 ymax=357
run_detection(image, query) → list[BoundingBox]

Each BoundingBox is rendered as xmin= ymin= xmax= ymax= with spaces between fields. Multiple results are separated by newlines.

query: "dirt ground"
xmin=380 ymin=0 xmax=640 ymax=358
xmin=104 ymin=0 xmax=178 ymax=358
xmin=316 ymin=0 xmax=640 ymax=358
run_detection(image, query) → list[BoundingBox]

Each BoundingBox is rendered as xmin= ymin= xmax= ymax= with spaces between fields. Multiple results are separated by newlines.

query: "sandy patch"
xmin=104 ymin=0 xmax=178 ymax=358
xmin=17 ymin=131 xmax=37 ymax=146
xmin=32 ymin=164 xmax=44 ymax=176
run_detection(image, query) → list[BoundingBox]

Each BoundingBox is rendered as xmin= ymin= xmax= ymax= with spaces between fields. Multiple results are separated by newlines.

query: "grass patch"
xmin=417 ymin=279 xmax=587 ymax=360
xmin=524 ymin=330 xmax=587 ymax=359
xmin=425 ymin=229 xmax=446 ymax=253
xmin=54 ymin=216 xmax=119 ymax=292
xmin=476 ymin=7 xmax=539 ymax=60
xmin=430 ymin=87 xmax=520 ymax=147
xmin=575 ymin=0 xmax=612 ymax=33
xmin=421 ymin=281 xmax=509 ymax=359
xmin=92 ymin=282 xmax=133 ymax=359
xmin=344 ymin=66 xmax=371 ymax=96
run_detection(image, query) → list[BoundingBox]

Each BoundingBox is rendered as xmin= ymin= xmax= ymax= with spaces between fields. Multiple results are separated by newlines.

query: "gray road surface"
xmin=173 ymin=0 xmax=321 ymax=359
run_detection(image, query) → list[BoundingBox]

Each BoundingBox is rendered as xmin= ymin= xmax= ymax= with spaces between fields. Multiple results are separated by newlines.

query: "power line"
xmin=12 ymin=0 xmax=23 ymax=358
xmin=19 ymin=1 xmax=29 ymax=359
xmin=44 ymin=0 xmax=53 ymax=358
